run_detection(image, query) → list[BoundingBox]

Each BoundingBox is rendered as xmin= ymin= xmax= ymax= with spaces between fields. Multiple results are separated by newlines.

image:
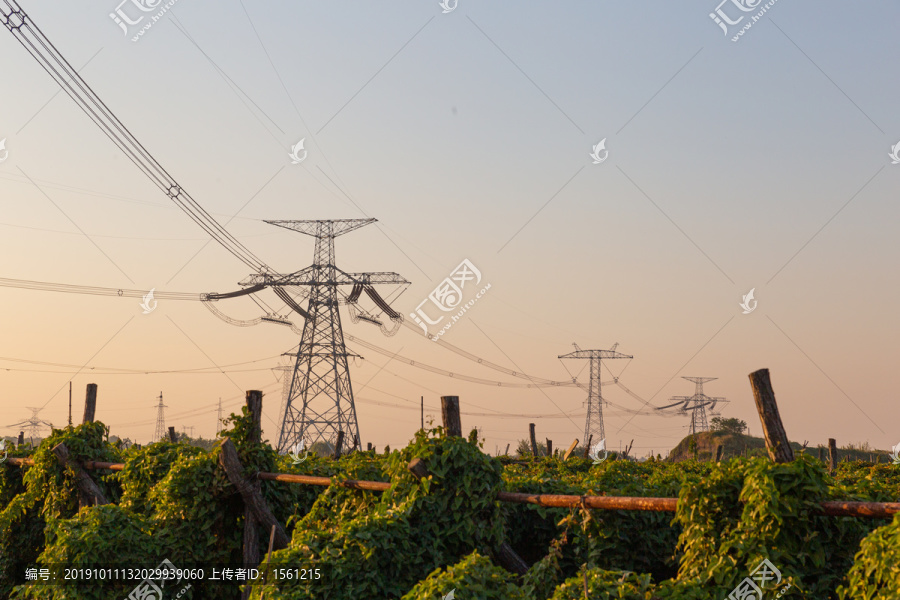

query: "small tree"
xmin=710 ymin=417 xmax=747 ymax=435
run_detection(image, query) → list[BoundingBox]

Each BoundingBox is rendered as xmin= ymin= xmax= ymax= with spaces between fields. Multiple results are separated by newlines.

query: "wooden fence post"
xmin=367 ymin=442 xmax=373 ymax=451
xmin=546 ymin=439 xmax=552 ymax=457
xmin=748 ymin=369 xmax=794 ymax=463
xmin=52 ymin=442 xmax=107 ymax=508
xmin=828 ymin=439 xmax=838 ymax=473
xmin=167 ymin=426 xmax=177 ymax=442
xmin=246 ymin=390 xmax=263 ymax=443
xmin=441 ymin=396 xmax=462 ymax=437
xmin=334 ymin=431 xmax=345 ymax=459
xmin=241 ymin=389 xmax=264 ymax=598
xmin=563 ymin=439 xmax=579 ymax=461
xmin=219 ymin=438 xmax=289 ymax=549
xmin=82 ymin=383 xmax=97 ymax=424
xmin=529 ymin=423 xmax=539 ymax=458
xmin=582 ymin=434 xmax=593 ymax=459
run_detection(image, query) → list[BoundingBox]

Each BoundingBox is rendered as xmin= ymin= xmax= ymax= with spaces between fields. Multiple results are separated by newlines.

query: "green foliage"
xmin=711 ymin=417 xmax=748 ymax=435
xmin=2 ymin=417 xmax=899 ymax=600
xmin=502 ymin=458 xmax=695 ymax=580
xmin=400 ymin=551 xmax=528 ymax=600
xmin=837 ymin=512 xmax=900 ymax=600
xmin=0 ymin=423 xmax=122 ymax=597
xmin=252 ymin=428 xmax=506 ymax=600
xmin=548 ymin=566 xmax=655 ymax=600
xmin=672 ymin=454 xmax=876 ymax=599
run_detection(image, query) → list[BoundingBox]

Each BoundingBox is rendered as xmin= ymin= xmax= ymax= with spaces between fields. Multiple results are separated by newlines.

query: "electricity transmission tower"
xmin=559 ymin=343 xmax=632 ymax=446
xmin=2 ymin=5 xmax=407 ymax=457
xmin=659 ymin=377 xmax=727 ymax=436
xmin=215 ymin=398 xmax=224 ymax=435
xmin=7 ymin=408 xmax=53 ymax=446
xmin=153 ymin=392 xmax=167 ymax=443
xmin=241 ymin=219 xmax=407 ymax=454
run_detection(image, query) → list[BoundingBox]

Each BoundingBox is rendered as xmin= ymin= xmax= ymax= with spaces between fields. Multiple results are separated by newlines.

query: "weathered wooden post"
xmin=546 ymin=439 xmax=552 ymax=457
xmin=167 ymin=426 xmax=177 ymax=442
xmin=563 ymin=439 xmax=579 ymax=461
xmin=582 ymin=434 xmax=593 ymax=459
xmin=241 ymin=389 xmax=264 ymax=599
xmin=748 ymin=369 xmax=794 ymax=463
xmin=219 ymin=438 xmax=289 ymax=551
xmin=367 ymin=442 xmax=373 ymax=451
xmin=828 ymin=438 xmax=838 ymax=473
xmin=504 ymin=443 xmax=510 ymax=456
xmin=529 ymin=423 xmax=539 ymax=457
xmin=82 ymin=383 xmax=97 ymax=424
xmin=52 ymin=442 xmax=107 ymax=508
xmin=715 ymin=445 xmax=724 ymax=462
xmin=333 ymin=430 xmax=345 ymax=459
xmin=17 ymin=431 xmax=24 ymax=446
xmin=441 ymin=396 xmax=462 ymax=437
xmin=246 ymin=390 xmax=262 ymax=442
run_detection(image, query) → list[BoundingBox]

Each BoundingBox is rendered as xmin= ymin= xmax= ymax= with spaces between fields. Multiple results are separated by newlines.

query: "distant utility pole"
xmin=68 ymin=382 xmax=72 ymax=427
xmin=420 ymin=396 xmax=424 ymax=430
xmin=182 ymin=425 xmax=195 ymax=438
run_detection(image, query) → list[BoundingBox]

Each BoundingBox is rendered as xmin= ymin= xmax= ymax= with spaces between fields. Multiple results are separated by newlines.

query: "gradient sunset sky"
xmin=1 ymin=0 xmax=898 ymax=455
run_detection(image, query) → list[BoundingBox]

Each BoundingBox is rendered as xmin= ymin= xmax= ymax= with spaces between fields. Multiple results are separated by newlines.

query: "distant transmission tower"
xmin=659 ymin=377 xmax=727 ymax=436
xmin=241 ymin=219 xmax=407 ymax=454
xmin=559 ymin=343 xmax=632 ymax=446
xmin=215 ymin=398 xmax=224 ymax=435
xmin=153 ymin=392 xmax=167 ymax=442
xmin=7 ymin=408 xmax=53 ymax=445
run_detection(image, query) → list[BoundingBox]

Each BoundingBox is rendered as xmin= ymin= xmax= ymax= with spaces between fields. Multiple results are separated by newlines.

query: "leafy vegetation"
xmin=2 ymin=418 xmax=899 ymax=599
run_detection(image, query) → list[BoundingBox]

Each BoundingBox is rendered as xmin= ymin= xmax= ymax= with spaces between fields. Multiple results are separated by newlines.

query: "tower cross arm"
xmin=339 ymin=270 xmax=410 ymax=286
xmin=558 ymin=350 xmax=633 ymax=360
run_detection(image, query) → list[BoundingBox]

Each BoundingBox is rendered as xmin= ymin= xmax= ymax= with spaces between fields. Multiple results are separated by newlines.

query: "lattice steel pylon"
xmin=6 ymin=407 xmax=53 ymax=445
xmin=241 ymin=219 xmax=407 ymax=454
xmin=559 ymin=343 xmax=632 ymax=446
xmin=215 ymin=398 xmax=224 ymax=435
xmin=153 ymin=392 xmax=167 ymax=443
xmin=659 ymin=377 xmax=727 ymax=436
